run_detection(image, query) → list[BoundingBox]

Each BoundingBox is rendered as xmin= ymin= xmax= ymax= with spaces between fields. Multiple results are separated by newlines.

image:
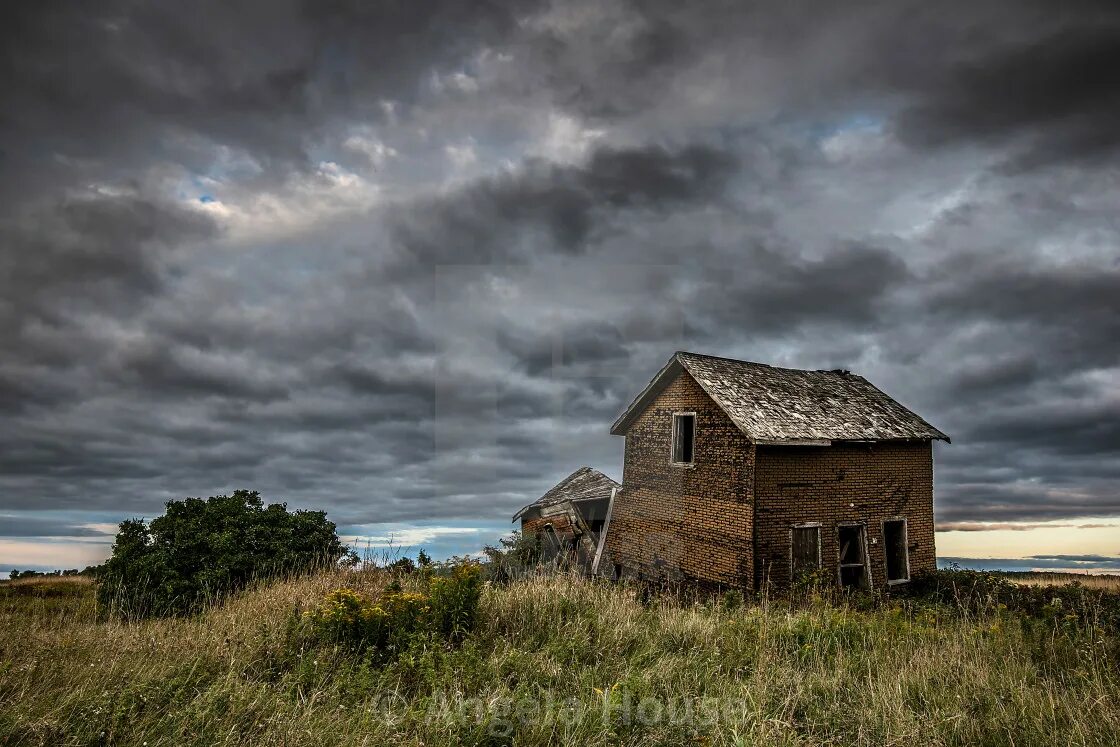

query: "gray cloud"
xmin=0 ymin=0 xmax=1118 ymax=566
xmin=0 ymin=517 xmax=113 ymax=539
xmin=894 ymin=21 xmax=1120 ymax=166
xmin=938 ymin=522 xmax=1116 ymax=533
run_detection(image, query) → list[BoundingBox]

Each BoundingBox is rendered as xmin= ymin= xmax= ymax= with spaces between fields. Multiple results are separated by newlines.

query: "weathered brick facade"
xmin=753 ymin=441 xmax=935 ymax=589
xmin=605 ymin=367 xmax=939 ymax=590
xmin=605 ymin=371 xmax=756 ymax=586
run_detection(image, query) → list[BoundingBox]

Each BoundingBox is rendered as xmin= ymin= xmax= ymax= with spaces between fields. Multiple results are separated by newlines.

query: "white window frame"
xmin=789 ymin=523 xmax=823 ymax=579
xmin=881 ymin=517 xmax=911 ymax=585
xmin=669 ymin=411 xmax=697 ymax=467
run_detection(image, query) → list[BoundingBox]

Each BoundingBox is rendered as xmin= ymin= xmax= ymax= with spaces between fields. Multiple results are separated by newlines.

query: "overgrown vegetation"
xmin=96 ymin=490 xmax=352 ymax=618
xmin=2 ymin=563 xmax=1119 ymax=746
xmin=481 ymin=530 xmax=543 ymax=583
xmin=305 ymin=561 xmax=483 ymax=660
xmin=7 ymin=567 xmax=101 ymax=580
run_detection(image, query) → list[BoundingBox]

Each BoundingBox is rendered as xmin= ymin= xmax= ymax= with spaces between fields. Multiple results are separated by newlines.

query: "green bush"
xmin=429 ymin=561 xmax=484 ymax=640
xmin=97 ymin=490 xmax=352 ymax=619
xmin=481 ymin=531 xmax=542 ymax=583
xmin=902 ymin=567 xmax=1120 ymax=636
xmin=305 ymin=560 xmax=484 ymax=659
xmin=305 ymin=588 xmax=432 ymax=656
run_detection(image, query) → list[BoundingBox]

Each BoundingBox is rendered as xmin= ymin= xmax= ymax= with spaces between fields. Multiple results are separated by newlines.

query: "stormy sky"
xmin=2 ymin=0 xmax=1119 ymax=573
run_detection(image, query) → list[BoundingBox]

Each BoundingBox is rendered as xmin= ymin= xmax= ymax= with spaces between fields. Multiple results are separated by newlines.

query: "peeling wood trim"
xmin=591 ymin=486 xmax=617 ymax=576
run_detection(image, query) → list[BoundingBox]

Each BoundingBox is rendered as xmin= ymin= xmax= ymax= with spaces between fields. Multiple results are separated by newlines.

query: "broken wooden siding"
xmin=522 ymin=499 xmax=608 ymax=571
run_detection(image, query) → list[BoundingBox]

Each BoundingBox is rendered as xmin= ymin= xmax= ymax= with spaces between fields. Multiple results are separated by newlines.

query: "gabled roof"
xmin=511 ymin=466 xmax=619 ymax=522
xmin=610 ymin=351 xmax=949 ymax=444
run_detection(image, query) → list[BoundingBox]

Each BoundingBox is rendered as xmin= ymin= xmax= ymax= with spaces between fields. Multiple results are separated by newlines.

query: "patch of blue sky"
xmin=783 ymin=111 xmax=888 ymax=143
xmin=339 ymin=519 xmax=513 ymax=562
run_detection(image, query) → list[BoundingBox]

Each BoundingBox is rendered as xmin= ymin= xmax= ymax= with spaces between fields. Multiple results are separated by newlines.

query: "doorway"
xmin=837 ymin=525 xmax=870 ymax=590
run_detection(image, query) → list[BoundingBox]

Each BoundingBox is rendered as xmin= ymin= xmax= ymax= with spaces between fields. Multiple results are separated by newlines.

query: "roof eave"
xmin=609 ymin=355 xmax=686 ymax=435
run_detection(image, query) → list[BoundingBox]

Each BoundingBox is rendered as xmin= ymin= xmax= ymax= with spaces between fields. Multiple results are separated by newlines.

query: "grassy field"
xmin=1 ymin=570 xmax=1118 ymax=746
xmin=1001 ymin=571 xmax=1120 ymax=591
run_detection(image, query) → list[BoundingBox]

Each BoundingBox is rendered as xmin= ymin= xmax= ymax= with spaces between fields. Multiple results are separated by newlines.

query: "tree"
xmin=97 ymin=490 xmax=353 ymax=618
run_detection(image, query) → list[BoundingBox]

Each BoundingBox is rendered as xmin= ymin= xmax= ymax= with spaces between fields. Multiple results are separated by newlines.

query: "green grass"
xmin=1 ymin=570 xmax=1118 ymax=746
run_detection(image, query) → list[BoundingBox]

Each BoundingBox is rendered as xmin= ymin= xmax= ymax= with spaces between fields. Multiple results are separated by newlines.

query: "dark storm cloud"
xmin=1 ymin=0 xmax=1119 ymax=567
xmin=895 ymin=21 xmax=1120 ymax=165
xmin=0 ymin=0 xmax=543 ymax=200
xmin=386 ymin=143 xmax=738 ymax=270
xmin=0 ymin=194 xmax=218 ymax=319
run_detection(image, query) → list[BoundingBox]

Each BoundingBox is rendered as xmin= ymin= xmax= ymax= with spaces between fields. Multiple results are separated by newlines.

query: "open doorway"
xmin=837 ymin=524 xmax=870 ymax=590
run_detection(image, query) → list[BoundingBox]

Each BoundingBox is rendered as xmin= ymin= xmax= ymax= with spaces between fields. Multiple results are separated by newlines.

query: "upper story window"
xmin=671 ymin=412 xmax=695 ymax=465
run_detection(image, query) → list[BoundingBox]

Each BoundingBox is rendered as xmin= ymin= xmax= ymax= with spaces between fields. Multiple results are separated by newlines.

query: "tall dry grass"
xmin=1 ymin=570 xmax=1118 ymax=746
xmin=1005 ymin=572 xmax=1120 ymax=591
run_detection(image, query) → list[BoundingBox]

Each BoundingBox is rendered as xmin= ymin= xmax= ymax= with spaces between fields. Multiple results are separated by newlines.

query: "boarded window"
xmin=671 ymin=413 xmax=695 ymax=464
xmin=884 ymin=519 xmax=910 ymax=583
xmin=791 ymin=526 xmax=821 ymax=579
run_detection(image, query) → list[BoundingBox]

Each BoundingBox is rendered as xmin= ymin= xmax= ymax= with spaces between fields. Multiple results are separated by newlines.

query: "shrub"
xmin=386 ymin=556 xmax=417 ymax=575
xmin=97 ymin=490 xmax=353 ymax=618
xmin=306 ymin=588 xmax=432 ymax=656
xmin=481 ymin=531 xmax=542 ymax=583
xmin=305 ymin=560 xmax=484 ymax=659
xmin=902 ymin=567 xmax=1120 ymax=636
xmin=429 ymin=561 xmax=484 ymax=641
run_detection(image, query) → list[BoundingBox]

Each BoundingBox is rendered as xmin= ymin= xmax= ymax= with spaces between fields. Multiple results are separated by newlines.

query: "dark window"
xmin=671 ymin=413 xmax=695 ymax=464
xmin=884 ymin=520 xmax=909 ymax=583
xmin=791 ymin=526 xmax=821 ymax=579
xmin=838 ymin=525 xmax=869 ymax=589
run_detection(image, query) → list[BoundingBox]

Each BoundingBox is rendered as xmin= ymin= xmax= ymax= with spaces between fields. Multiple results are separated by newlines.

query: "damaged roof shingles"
xmin=611 ymin=351 xmax=949 ymax=444
xmin=512 ymin=466 xmax=619 ymax=521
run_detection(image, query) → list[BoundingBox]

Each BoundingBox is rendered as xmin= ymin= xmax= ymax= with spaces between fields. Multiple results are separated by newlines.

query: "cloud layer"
xmin=1 ymin=0 xmax=1118 ymax=565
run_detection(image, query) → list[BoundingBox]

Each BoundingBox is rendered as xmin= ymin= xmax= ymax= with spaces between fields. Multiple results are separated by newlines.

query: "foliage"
xmin=386 ymin=556 xmax=417 ymax=575
xmin=1 ymin=569 xmax=1119 ymax=746
xmin=305 ymin=560 xmax=483 ymax=659
xmin=902 ymin=567 xmax=1120 ymax=636
xmin=428 ymin=561 xmax=484 ymax=640
xmin=482 ymin=531 xmax=542 ymax=583
xmin=305 ymin=588 xmax=431 ymax=658
xmin=96 ymin=490 xmax=353 ymax=619
xmin=8 ymin=566 xmax=100 ymax=580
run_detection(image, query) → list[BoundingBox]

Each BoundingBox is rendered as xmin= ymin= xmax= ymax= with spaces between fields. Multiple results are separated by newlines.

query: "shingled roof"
xmin=610 ymin=352 xmax=949 ymax=444
xmin=511 ymin=466 xmax=619 ymax=521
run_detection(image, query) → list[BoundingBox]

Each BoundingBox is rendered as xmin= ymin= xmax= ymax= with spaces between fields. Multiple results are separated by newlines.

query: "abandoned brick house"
xmin=515 ymin=351 xmax=949 ymax=590
xmin=512 ymin=466 xmax=618 ymax=572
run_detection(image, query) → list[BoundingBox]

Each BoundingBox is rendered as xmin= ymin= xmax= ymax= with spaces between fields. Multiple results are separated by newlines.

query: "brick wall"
xmin=752 ymin=441 xmax=936 ymax=589
xmin=605 ymin=371 xmax=756 ymax=586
